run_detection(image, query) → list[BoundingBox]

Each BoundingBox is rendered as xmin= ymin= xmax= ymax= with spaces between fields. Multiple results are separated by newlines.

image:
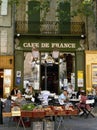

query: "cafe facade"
xmin=14 ymin=35 xmax=85 ymax=94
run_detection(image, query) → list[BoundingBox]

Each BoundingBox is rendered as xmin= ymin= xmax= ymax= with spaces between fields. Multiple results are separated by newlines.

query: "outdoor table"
xmin=69 ymin=98 xmax=80 ymax=107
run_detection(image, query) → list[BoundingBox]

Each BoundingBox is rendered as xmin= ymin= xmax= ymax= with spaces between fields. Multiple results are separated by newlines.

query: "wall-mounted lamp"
xmin=80 ymin=34 xmax=86 ymax=50
xmin=81 ymin=34 xmax=86 ymax=39
xmin=16 ymin=33 xmax=20 ymax=37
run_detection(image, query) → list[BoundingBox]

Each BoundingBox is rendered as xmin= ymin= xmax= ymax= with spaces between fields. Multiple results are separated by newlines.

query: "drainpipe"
xmin=0 ymin=99 xmax=3 ymax=124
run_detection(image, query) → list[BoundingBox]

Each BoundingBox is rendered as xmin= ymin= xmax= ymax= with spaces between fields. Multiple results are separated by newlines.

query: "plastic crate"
xmin=44 ymin=121 xmax=54 ymax=130
xmin=32 ymin=121 xmax=43 ymax=130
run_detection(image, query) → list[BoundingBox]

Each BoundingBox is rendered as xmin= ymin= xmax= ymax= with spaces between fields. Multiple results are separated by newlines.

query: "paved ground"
xmin=1 ymin=106 xmax=97 ymax=130
xmin=0 ymin=114 xmax=97 ymax=130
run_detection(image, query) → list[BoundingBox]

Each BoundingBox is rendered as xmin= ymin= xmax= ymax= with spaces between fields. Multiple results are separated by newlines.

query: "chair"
xmin=80 ymin=99 xmax=95 ymax=118
xmin=85 ymin=99 xmax=95 ymax=118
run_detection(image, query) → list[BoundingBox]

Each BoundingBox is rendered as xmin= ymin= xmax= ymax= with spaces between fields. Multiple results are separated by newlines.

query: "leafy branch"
xmin=72 ymin=0 xmax=95 ymax=21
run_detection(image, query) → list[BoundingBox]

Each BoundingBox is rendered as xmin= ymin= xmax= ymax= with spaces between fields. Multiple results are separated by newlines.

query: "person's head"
xmin=63 ymin=90 xmax=68 ymax=96
xmin=69 ymin=84 xmax=73 ymax=89
xmin=80 ymin=90 xmax=86 ymax=96
xmin=17 ymin=91 xmax=22 ymax=98
xmin=94 ymin=86 xmax=97 ymax=91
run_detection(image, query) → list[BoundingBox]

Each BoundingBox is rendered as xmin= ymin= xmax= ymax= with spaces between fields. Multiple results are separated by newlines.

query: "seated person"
xmin=3 ymin=95 xmax=11 ymax=112
xmin=58 ymin=89 xmax=70 ymax=105
xmin=14 ymin=91 xmax=27 ymax=107
xmin=67 ymin=84 xmax=74 ymax=98
xmin=76 ymin=90 xmax=91 ymax=115
xmin=25 ymin=85 xmax=35 ymax=96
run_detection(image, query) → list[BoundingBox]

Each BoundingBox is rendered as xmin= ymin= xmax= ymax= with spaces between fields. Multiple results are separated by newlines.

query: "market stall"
xmin=16 ymin=104 xmax=78 ymax=130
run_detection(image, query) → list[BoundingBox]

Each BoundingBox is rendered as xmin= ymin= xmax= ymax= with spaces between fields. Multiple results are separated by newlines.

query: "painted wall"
xmin=85 ymin=51 xmax=97 ymax=92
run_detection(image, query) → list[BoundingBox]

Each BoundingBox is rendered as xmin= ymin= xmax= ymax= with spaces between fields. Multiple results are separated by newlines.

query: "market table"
xmin=16 ymin=106 xmax=78 ymax=130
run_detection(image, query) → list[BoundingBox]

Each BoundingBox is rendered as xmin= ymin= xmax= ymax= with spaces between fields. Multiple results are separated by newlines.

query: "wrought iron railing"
xmin=15 ymin=21 xmax=85 ymax=35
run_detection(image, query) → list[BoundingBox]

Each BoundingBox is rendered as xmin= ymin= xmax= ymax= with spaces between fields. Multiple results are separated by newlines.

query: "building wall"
xmin=0 ymin=4 xmax=14 ymax=55
xmin=85 ymin=51 xmax=97 ymax=92
xmin=0 ymin=1 xmax=14 ymax=97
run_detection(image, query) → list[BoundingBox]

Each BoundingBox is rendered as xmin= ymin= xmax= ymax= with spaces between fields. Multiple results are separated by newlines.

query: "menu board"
xmin=77 ymin=71 xmax=83 ymax=87
xmin=92 ymin=64 xmax=97 ymax=87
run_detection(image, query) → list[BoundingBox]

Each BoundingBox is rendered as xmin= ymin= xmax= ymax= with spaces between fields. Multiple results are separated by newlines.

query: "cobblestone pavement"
xmin=0 ymin=114 xmax=97 ymax=130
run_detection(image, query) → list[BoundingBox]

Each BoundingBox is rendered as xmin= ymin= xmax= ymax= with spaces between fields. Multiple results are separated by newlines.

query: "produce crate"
xmin=43 ymin=107 xmax=55 ymax=116
xmin=21 ymin=110 xmax=33 ymax=117
xmin=51 ymin=106 xmax=66 ymax=116
xmin=32 ymin=109 xmax=45 ymax=118
xmin=65 ymin=109 xmax=78 ymax=116
xmin=32 ymin=121 xmax=43 ymax=130
xmin=44 ymin=121 xmax=54 ymax=130
xmin=45 ymin=110 xmax=55 ymax=116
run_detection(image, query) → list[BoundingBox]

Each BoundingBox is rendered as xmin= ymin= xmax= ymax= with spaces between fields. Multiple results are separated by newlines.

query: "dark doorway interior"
xmin=41 ymin=64 xmax=59 ymax=94
xmin=0 ymin=69 xmax=3 ymax=98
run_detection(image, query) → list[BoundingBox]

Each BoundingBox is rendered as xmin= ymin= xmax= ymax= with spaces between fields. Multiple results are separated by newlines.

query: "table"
xmin=17 ymin=110 xmax=45 ymax=130
xmin=16 ymin=106 xmax=79 ymax=130
xmin=69 ymin=98 xmax=80 ymax=107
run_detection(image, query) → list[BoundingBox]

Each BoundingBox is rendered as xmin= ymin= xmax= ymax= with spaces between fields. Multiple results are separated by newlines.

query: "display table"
xmin=16 ymin=106 xmax=78 ymax=130
xmin=21 ymin=110 xmax=45 ymax=118
xmin=17 ymin=109 xmax=45 ymax=130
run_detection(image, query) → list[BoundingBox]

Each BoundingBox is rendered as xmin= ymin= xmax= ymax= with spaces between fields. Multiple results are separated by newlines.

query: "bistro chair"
xmin=80 ymin=99 xmax=95 ymax=118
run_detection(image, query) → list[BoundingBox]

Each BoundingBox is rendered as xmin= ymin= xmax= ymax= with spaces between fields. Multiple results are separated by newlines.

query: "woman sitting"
xmin=76 ymin=90 xmax=91 ymax=115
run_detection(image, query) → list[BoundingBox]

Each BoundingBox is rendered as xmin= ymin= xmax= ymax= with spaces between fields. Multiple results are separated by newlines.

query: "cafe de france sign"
xmin=23 ymin=42 xmax=76 ymax=49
